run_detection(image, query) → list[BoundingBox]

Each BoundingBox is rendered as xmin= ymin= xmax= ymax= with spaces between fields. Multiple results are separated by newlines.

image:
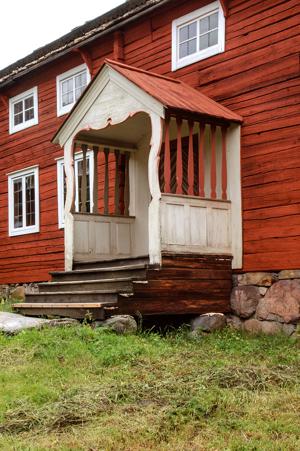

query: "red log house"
xmin=0 ymin=0 xmax=299 ymax=318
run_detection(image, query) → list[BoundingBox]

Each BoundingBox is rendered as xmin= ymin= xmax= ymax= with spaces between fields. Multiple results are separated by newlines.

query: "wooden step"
xmin=13 ymin=302 xmax=117 ymax=320
xmin=50 ymin=264 xmax=147 ymax=282
xmin=73 ymin=256 xmax=149 ymax=271
xmin=25 ymin=290 xmax=121 ymax=304
xmin=38 ymin=278 xmax=133 ymax=293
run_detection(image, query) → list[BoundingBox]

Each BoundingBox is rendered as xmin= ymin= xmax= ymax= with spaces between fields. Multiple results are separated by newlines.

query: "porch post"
xmin=148 ymin=112 xmax=164 ymax=266
xmin=64 ymin=139 xmax=76 ymax=271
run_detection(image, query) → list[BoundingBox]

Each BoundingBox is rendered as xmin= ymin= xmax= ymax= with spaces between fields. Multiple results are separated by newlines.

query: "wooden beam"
xmin=0 ymin=94 xmax=8 ymax=109
xmin=104 ymin=148 xmax=109 ymax=215
xmin=198 ymin=123 xmax=205 ymax=198
xmin=210 ymin=125 xmax=217 ymax=199
xmin=163 ymin=118 xmax=171 ymax=193
xmin=75 ymin=134 xmax=137 ymax=152
xmin=113 ymin=31 xmax=124 ymax=62
xmin=92 ymin=146 xmax=99 ymax=214
xmin=175 ymin=118 xmax=183 ymax=195
xmin=187 ymin=120 xmax=194 ymax=196
xmin=221 ymin=125 xmax=228 ymax=201
xmin=114 ymin=149 xmax=120 ymax=215
xmin=81 ymin=144 xmax=88 ymax=213
xmin=219 ymin=0 xmax=229 ymax=17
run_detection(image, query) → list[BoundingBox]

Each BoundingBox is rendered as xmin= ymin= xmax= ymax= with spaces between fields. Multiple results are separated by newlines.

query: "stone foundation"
xmin=0 ymin=283 xmax=39 ymax=301
xmin=229 ymin=270 xmax=300 ymax=336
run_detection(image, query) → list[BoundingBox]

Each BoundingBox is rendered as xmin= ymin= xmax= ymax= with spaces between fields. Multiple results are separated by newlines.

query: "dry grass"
xmin=0 ymin=325 xmax=299 ymax=450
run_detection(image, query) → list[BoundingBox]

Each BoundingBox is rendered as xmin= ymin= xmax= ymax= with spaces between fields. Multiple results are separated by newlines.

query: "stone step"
xmin=38 ymin=278 xmax=133 ymax=293
xmin=25 ymin=291 xmax=120 ymax=304
xmin=73 ymin=256 xmax=149 ymax=271
xmin=13 ymin=302 xmax=117 ymax=320
xmin=50 ymin=265 xmax=147 ymax=282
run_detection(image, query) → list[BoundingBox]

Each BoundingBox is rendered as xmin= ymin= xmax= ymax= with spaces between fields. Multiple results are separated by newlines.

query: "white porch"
xmin=52 ymin=60 xmax=243 ymax=271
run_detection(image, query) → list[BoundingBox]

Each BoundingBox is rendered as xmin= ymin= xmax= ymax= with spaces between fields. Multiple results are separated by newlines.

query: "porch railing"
xmin=73 ymin=142 xmax=131 ymax=217
xmin=160 ymin=117 xmax=228 ymax=202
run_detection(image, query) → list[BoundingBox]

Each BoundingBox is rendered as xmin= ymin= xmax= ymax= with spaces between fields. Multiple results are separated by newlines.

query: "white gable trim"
xmin=53 ymin=65 xmax=165 ymax=147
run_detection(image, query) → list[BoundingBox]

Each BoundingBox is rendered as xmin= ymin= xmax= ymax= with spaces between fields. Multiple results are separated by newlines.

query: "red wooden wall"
xmin=0 ymin=0 xmax=299 ymax=283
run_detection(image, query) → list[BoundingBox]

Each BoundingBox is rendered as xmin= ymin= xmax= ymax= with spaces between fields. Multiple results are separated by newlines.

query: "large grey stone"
xmin=191 ymin=313 xmax=226 ymax=333
xmin=237 ymin=272 xmax=277 ymax=287
xmin=244 ymin=318 xmax=282 ymax=335
xmin=96 ymin=315 xmax=137 ymax=335
xmin=226 ymin=314 xmax=244 ymax=331
xmin=256 ymin=280 xmax=300 ymax=323
xmin=230 ymin=286 xmax=261 ymax=318
xmin=278 ymin=270 xmax=300 ymax=280
xmin=0 ymin=312 xmax=78 ymax=334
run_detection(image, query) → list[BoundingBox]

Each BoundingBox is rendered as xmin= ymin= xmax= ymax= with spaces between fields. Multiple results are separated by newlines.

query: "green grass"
xmin=0 ymin=324 xmax=299 ymax=450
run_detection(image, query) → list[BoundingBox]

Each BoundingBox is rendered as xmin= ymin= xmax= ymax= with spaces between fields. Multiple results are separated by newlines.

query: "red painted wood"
xmin=176 ymin=118 xmax=183 ymax=195
xmin=198 ymin=123 xmax=205 ymax=198
xmin=221 ymin=126 xmax=228 ymax=200
xmin=113 ymin=31 xmax=125 ymax=62
xmin=187 ymin=120 xmax=194 ymax=196
xmin=163 ymin=118 xmax=171 ymax=193
xmin=104 ymin=148 xmax=109 ymax=215
xmin=210 ymin=125 xmax=217 ymax=200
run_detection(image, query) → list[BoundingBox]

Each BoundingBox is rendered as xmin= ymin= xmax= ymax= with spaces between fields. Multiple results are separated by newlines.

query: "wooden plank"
xmin=210 ymin=125 xmax=217 ymax=199
xmin=163 ymin=118 xmax=171 ymax=193
xmin=187 ymin=120 xmax=194 ymax=195
xmin=175 ymin=118 xmax=183 ymax=195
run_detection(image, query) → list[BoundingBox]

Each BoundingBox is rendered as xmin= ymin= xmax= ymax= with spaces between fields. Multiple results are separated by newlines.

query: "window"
xmin=9 ymin=87 xmax=38 ymax=134
xmin=172 ymin=1 xmax=225 ymax=71
xmin=8 ymin=166 xmax=39 ymax=236
xmin=56 ymin=64 xmax=90 ymax=116
xmin=57 ymin=152 xmax=94 ymax=228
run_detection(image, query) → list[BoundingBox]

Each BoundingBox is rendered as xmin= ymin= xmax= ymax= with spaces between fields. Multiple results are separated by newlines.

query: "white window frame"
xmin=8 ymin=166 xmax=39 ymax=237
xmin=56 ymin=64 xmax=91 ymax=117
xmin=57 ymin=151 xmax=94 ymax=229
xmin=172 ymin=1 xmax=225 ymax=71
xmin=9 ymin=87 xmax=39 ymax=134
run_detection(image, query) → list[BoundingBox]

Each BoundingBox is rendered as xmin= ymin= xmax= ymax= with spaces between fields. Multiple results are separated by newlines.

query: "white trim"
xmin=9 ymin=87 xmax=38 ymax=134
xmin=8 ymin=166 xmax=39 ymax=237
xmin=56 ymin=64 xmax=91 ymax=117
xmin=57 ymin=151 xmax=94 ymax=229
xmin=172 ymin=1 xmax=225 ymax=71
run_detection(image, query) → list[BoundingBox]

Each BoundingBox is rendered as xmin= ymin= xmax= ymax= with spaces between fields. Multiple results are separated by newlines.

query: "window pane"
xmin=76 ymin=158 xmax=91 ymax=212
xmin=14 ymin=112 xmax=23 ymax=126
xmin=24 ymin=96 xmax=34 ymax=109
xmin=62 ymin=78 xmax=73 ymax=94
xmin=62 ymin=92 xmax=74 ymax=107
xmin=200 ymin=16 xmax=209 ymax=34
xmin=209 ymin=29 xmax=218 ymax=46
xmin=14 ymin=101 xmax=23 ymax=115
xmin=200 ymin=34 xmax=209 ymax=50
xmin=179 ymin=38 xmax=197 ymax=58
xmin=75 ymin=71 xmax=87 ymax=89
xmin=25 ymin=175 xmax=35 ymax=227
xmin=25 ymin=108 xmax=34 ymax=121
xmin=209 ymin=12 xmax=218 ymax=30
xmin=179 ymin=21 xmax=197 ymax=43
xmin=13 ymin=179 xmax=23 ymax=228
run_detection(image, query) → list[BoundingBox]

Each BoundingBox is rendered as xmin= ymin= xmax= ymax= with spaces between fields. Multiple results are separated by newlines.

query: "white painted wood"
xmin=148 ymin=113 xmax=163 ymax=265
xmin=64 ymin=139 xmax=76 ymax=271
xmin=73 ymin=213 xmax=135 ymax=262
xmin=161 ymin=194 xmax=231 ymax=255
xmin=227 ymin=124 xmax=243 ymax=269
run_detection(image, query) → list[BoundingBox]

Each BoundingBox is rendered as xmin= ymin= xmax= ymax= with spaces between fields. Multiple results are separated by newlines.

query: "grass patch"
xmin=0 ymin=326 xmax=299 ymax=450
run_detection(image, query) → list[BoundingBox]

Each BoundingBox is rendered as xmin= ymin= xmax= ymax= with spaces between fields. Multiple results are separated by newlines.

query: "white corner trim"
xmin=8 ymin=166 xmax=40 ymax=237
xmin=56 ymin=63 xmax=91 ymax=117
xmin=9 ymin=86 xmax=39 ymax=134
xmin=171 ymin=0 xmax=225 ymax=71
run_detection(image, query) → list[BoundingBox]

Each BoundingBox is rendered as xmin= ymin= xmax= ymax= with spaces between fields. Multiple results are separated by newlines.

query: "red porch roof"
xmin=105 ymin=59 xmax=243 ymax=123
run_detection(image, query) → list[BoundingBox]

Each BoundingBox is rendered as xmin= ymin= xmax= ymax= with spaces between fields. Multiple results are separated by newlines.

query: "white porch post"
xmin=148 ymin=113 xmax=163 ymax=266
xmin=64 ymin=139 xmax=76 ymax=271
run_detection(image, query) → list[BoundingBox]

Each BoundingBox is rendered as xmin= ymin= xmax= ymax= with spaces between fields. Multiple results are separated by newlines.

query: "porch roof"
xmin=105 ymin=59 xmax=242 ymax=123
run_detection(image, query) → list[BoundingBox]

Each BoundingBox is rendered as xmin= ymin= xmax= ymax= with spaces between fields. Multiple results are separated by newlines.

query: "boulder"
xmin=282 ymin=324 xmax=296 ymax=337
xmin=244 ymin=318 xmax=282 ymax=335
xmin=96 ymin=315 xmax=137 ymax=335
xmin=278 ymin=270 xmax=300 ymax=280
xmin=0 ymin=312 xmax=78 ymax=334
xmin=10 ymin=286 xmax=25 ymax=300
xmin=226 ymin=314 xmax=244 ymax=331
xmin=237 ymin=272 xmax=277 ymax=287
xmin=256 ymin=280 xmax=300 ymax=323
xmin=191 ymin=313 xmax=226 ymax=333
xmin=230 ymin=286 xmax=261 ymax=318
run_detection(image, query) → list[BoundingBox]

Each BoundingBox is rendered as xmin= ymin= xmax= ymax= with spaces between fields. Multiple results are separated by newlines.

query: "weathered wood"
xmin=92 ymin=146 xmax=99 ymax=214
xmin=175 ymin=118 xmax=183 ymax=195
xmin=163 ymin=118 xmax=171 ymax=193
xmin=187 ymin=120 xmax=194 ymax=196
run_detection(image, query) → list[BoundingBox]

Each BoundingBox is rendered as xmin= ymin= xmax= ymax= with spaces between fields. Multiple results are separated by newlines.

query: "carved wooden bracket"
xmin=219 ymin=0 xmax=229 ymax=17
xmin=113 ymin=31 xmax=124 ymax=62
xmin=0 ymin=94 xmax=8 ymax=109
xmin=73 ymin=48 xmax=93 ymax=74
